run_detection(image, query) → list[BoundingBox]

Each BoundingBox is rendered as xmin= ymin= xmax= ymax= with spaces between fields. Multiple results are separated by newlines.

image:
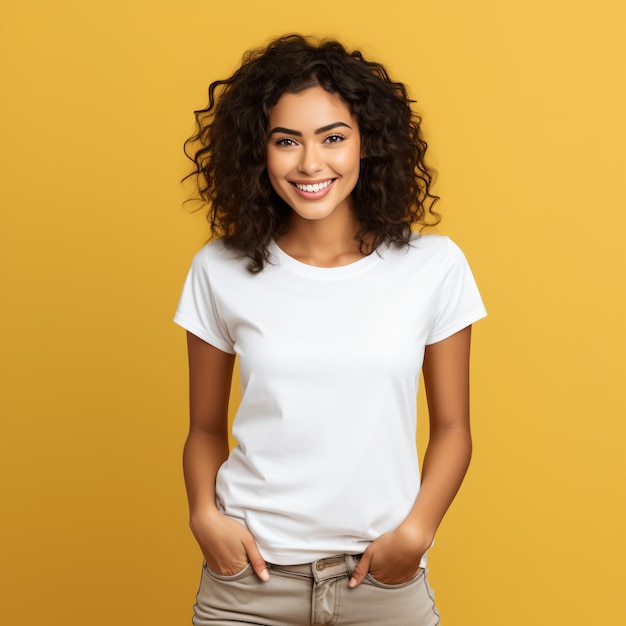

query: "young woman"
xmin=175 ymin=34 xmax=486 ymax=626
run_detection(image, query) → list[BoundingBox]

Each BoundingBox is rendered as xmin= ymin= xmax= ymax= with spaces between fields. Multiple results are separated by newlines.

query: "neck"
xmin=276 ymin=207 xmax=371 ymax=268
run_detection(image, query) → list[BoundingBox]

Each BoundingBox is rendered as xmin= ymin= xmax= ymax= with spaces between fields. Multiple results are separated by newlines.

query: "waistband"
xmin=268 ymin=554 xmax=362 ymax=583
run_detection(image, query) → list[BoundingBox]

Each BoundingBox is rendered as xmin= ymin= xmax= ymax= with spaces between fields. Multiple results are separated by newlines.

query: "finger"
xmin=348 ymin=552 xmax=371 ymax=588
xmin=242 ymin=537 xmax=269 ymax=582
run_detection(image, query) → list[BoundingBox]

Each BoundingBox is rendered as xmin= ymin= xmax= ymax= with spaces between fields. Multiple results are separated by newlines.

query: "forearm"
xmin=403 ymin=425 xmax=472 ymax=543
xmin=348 ymin=425 xmax=472 ymax=587
xmin=182 ymin=428 xmax=269 ymax=578
xmin=349 ymin=328 xmax=475 ymax=587
xmin=183 ymin=428 xmax=230 ymax=527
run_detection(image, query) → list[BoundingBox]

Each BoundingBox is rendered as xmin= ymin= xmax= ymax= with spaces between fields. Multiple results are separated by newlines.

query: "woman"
xmin=175 ymin=34 xmax=486 ymax=625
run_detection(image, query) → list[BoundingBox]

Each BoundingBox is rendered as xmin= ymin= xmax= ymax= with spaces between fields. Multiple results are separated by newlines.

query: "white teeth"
xmin=295 ymin=179 xmax=332 ymax=192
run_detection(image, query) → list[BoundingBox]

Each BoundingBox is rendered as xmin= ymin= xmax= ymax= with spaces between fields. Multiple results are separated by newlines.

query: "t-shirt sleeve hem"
xmin=173 ymin=313 xmax=236 ymax=354
xmin=425 ymin=306 xmax=488 ymax=345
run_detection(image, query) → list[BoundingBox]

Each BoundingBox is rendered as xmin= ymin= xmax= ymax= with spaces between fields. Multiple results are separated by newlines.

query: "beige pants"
xmin=192 ymin=554 xmax=440 ymax=626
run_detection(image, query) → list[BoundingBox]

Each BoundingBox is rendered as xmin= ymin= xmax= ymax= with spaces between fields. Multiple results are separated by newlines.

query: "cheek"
xmin=266 ymin=149 xmax=292 ymax=180
xmin=337 ymin=148 xmax=362 ymax=179
xmin=265 ymin=154 xmax=288 ymax=198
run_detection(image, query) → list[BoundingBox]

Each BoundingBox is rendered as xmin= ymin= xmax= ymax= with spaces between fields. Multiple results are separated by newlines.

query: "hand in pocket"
xmin=192 ymin=510 xmax=269 ymax=581
xmin=349 ymin=524 xmax=430 ymax=587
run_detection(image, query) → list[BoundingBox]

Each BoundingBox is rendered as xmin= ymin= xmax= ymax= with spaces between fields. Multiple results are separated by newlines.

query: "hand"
xmin=348 ymin=523 xmax=431 ymax=587
xmin=191 ymin=509 xmax=269 ymax=581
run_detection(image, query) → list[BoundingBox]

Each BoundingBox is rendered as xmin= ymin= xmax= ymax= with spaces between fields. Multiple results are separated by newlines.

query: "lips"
xmin=290 ymin=178 xmax=336 ymax=199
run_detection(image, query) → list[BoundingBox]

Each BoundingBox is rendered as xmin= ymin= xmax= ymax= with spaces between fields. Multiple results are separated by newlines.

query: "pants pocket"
xmin=202 ymin=561 xmax=254 ymax=582
xmin=365 ymin=567 xmax=425 ymax=589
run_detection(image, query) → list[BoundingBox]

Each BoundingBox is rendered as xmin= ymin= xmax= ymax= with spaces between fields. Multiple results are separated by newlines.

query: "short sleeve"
xmin=426 ymin=238 xmax=487 ymax=345
xmin=173 ymin=246 xmax=236 ymax=354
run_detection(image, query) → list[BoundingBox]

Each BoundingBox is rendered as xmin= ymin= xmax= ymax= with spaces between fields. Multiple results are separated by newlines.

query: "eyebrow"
xmin=268 ymin=122 xmax=352 ymax=137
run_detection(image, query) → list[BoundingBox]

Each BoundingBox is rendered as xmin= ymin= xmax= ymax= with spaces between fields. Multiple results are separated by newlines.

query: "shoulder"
xmin=408 ymin=232 xmax=459 ymax=251
xmin=197 ymin=238 xmax=236 ymax=262
xmin=187 ymin=239 xmax=278 ymax=291
xmin=406 ymin=233 xmax=469 ymax=265
xmin=189 ymin=238 xmax=247 ymax=273
xmin=379 ymin=235 xmax=475 ymax=289
xmin=385 ymin=233 xmax=455 ymax=265
xmin=408 ymin=232 xmax=448 ymax=251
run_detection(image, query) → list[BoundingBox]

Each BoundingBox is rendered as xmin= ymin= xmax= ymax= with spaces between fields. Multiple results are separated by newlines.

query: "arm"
xmin=183 ymin=331 xmax=269 ymax=580
xmin=349 ymin=325 xmax=473 ymax=586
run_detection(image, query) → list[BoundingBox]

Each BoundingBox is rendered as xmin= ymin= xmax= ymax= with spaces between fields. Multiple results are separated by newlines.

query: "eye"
xmin=324 ymin=133 xmax=345 ymax=144
xmin=275 ymin=137 xmax=298 ymax=147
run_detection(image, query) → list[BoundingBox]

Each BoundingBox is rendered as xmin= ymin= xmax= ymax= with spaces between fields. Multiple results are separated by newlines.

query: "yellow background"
xmin=1 ymin=1 xmax=624 ymax=624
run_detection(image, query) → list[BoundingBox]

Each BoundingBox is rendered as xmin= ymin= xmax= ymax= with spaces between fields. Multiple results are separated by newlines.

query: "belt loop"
xmin=344 ymin=553 xmax=360 ymax=576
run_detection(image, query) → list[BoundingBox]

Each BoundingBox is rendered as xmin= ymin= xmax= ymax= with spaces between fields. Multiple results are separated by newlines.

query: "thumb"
xmin=242 ymin=537 xmax=270 ymax=582
xmin=349 ymin=552 xmax=371 ymax=588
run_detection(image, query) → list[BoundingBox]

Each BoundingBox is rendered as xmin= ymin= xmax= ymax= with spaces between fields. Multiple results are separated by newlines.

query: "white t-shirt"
xmin=174 ymin=233 xmax=487 ymax=565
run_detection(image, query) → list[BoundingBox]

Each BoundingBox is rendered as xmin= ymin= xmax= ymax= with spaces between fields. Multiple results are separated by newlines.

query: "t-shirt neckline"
xmin=269 ymin=240 xmax=384 ymax=281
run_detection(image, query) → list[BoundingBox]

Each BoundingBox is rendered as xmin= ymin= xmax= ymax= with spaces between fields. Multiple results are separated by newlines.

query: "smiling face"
xmin=266 ymin=86 xmax=362 ymax=224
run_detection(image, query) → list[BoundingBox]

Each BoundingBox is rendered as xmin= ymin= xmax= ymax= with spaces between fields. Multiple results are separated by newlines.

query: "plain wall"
xmin=1 ymin=1 xmax=624 ymax=624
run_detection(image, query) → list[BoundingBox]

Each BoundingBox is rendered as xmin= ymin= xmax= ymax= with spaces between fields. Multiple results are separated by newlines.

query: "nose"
xmin=297 ymin=143 xmax=323 ymax=174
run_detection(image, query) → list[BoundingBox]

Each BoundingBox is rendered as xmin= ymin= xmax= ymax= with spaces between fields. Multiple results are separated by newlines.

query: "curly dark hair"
xmin=184 ymin=34 xmax=440 ymax=272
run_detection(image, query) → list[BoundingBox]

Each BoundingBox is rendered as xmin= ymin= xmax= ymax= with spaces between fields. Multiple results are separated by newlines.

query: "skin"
xmin=266 ymin=86 xmax=366 ymax=266
xmin=183 ymin=86 xmax=474 ymax=587
xmin=348 ymin=325 xmax=472 ymax=587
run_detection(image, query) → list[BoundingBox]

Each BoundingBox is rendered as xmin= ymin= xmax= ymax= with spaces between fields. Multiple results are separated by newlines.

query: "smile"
xmin=291 ymin=179 xmax=335 ymax=193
